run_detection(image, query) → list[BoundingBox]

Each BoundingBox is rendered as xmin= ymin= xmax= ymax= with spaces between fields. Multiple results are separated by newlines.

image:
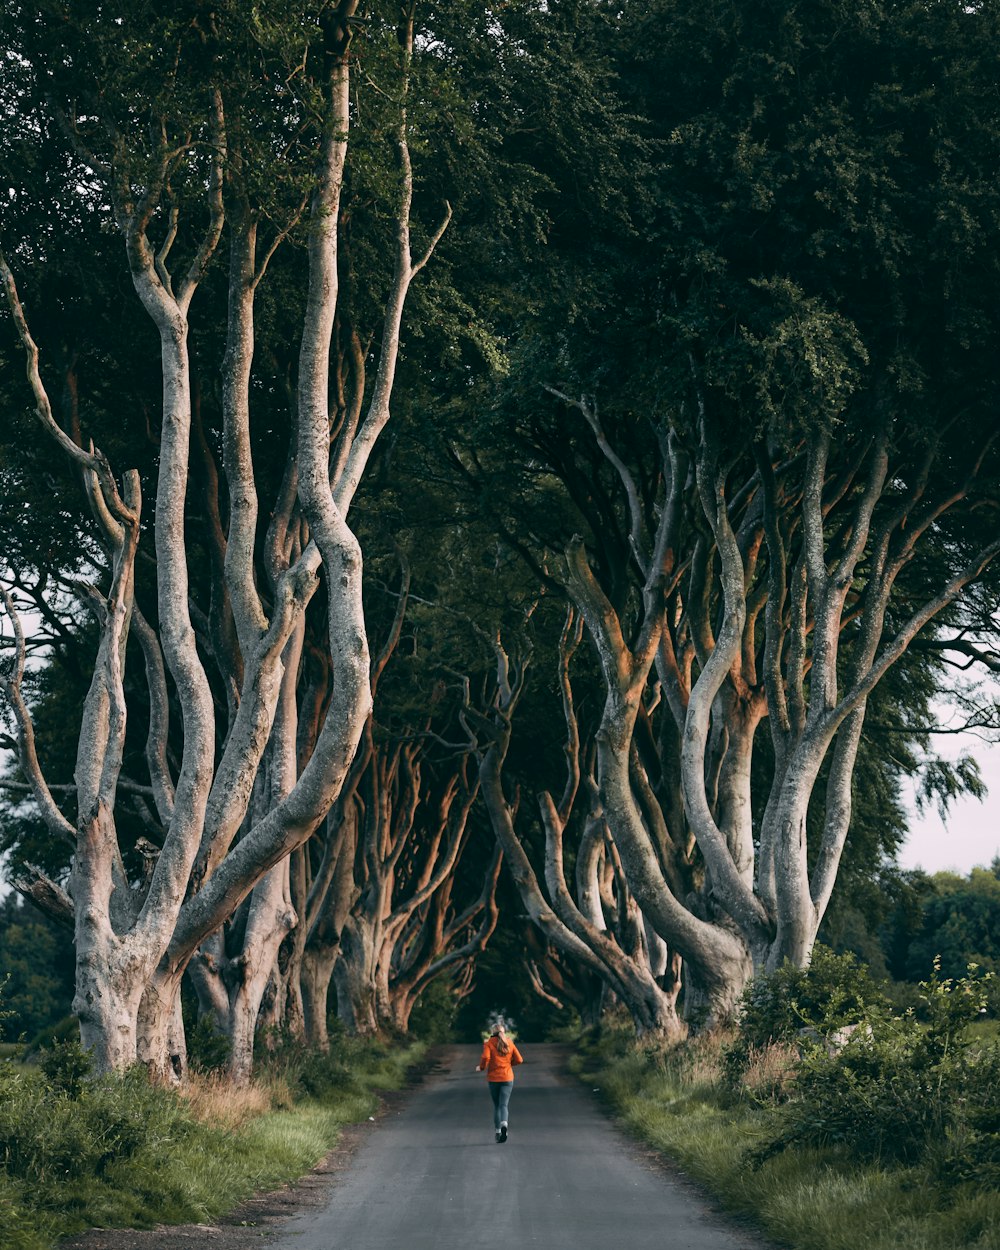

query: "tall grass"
xmin=0 ymin=1034 xmax=426 ymax=1250
xmin=571 ymin=1020 xmax=1000 ymax=1250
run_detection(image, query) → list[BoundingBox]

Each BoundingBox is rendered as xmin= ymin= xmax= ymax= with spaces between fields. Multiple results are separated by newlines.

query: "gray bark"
xmin=0 ymin=8 xmax=451 ymax=1074
xmin=546 ymin=394 xmax=1000 ymax=1028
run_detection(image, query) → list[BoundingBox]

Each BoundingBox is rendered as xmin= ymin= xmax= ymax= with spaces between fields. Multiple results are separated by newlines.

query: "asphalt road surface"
xmin=270 ymin=1043 xmax=772 ymax=1250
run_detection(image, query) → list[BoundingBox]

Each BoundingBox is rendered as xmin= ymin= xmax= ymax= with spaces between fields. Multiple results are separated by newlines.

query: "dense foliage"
xmin=720 ymin=944 xmax=890 ymax=1084
xmin=723 ymin=954 xmax=999 ymax=1179
xmin=0 ymin=1016 xmax=425 ymax=1250
xmin=0 ymin=895 xmax=73 ymax=1041
xmin=886 ymin=863 xmax=1000 ymax=984
xmin=572 ymin=950 xmax=1000 ymax=1250
xmin=755 ymin=965 xmax=1000 ymax=1178
xmin=1 ymin=0 xmax=999 ymax=1076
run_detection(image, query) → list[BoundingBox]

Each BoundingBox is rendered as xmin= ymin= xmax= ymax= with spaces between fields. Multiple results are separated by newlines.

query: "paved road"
xmin=271 ymin=1043 xmax=771 ymax=1250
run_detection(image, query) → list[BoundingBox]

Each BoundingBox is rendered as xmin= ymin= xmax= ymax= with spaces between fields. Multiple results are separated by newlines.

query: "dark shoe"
xmin=499 ymin=1123 xmax=508 ymax=1143
xmin=495 ymin=1130 xmax=502 ymax=1143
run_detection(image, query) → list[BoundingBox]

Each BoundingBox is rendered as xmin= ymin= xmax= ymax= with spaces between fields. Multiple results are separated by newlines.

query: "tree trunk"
xmin=226 ymin=861 xmax=297 ymax=1083
xmin=597 ymin=707 xmax=754 ymax=1029
xmin=301 ymin=944 xmax=340 ymax=1051
xmin=188 ymin=931 xmax=231 ymax=1033
xmin=2 ymin=11 xmax=454 ymax=1080
xmin=299 ymin=802 xmax=360 ymax=1049
xmin=137 ymin=969 xmax=187 ymax=1084
xmin=380 ymin=987 xmax=415 ymax=1035
xmin=280 ymin=847 xmax=311 ymax=1042
xmin=73 ymin=937 xmax=147 ymax=1072
xmin=334 ymin=916 xmax=380 ymax=1035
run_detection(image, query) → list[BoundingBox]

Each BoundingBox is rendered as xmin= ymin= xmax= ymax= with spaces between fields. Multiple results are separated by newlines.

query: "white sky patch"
xmin=899 ymin=734 xmax=1000 ymax=876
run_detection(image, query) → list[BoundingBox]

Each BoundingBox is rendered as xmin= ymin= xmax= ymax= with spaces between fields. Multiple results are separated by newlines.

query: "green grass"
xmin=571 ymin=1024 xmax=1000 ymax=1250
xmin=0 ymin=1036 xmax=426 ymax=1250
xmin=966 ymin=1019 xmax=1000 ymax=1045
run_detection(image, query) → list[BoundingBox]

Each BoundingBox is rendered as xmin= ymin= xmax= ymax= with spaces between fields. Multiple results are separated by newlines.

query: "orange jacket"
xmin=479 ymin=1035 xmax=524 ymax=1082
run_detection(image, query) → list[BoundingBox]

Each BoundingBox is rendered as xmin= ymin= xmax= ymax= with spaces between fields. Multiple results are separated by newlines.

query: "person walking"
xmin=476 ymin=1021 xmax=523 ymax=1143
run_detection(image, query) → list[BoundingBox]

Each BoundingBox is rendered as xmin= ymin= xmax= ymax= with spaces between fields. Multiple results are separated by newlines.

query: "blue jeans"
xmin=489 ymin=1080 xmax=513 ymax=1129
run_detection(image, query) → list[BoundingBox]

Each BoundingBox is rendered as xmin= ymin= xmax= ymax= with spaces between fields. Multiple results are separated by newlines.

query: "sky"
xmin=898 ymin=735 xmax=1000 ymax=877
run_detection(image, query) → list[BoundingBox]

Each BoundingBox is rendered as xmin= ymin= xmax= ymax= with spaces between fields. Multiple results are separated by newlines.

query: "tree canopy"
xmin=2 ymin=0 xmax=999 ymax=1070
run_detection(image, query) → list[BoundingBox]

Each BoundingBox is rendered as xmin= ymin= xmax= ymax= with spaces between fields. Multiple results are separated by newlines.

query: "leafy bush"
xmin=755 ymin=964 xmax=996 ymax=1175
xmin=0 ymin=1010 xmax=424 ymax=1248
xmin=38 ymin=1037 xmax=92 ymax=1097
xmin=86 ymin=1068 xmax=190 ymax=1174
xmin=250 ymin=1024 xmax=409 ymax=1104
xmin=933 ymin=1042 xmax=1000 ymax=1189
xmin=723 ymin=945 xmax=890 ymax=1086
xmin=185 ymin=1016 xmax=231 ymax=1075
xmin=408 ymin=978 xmax=459 ymax=1043
xmin=568 ymin=1013 xmax=1000 ymax=1250
xmin=0 ymin=1059 xmax=191 ymax=1187
xmin=290 ymin=1049 xmax=360 ymax=1100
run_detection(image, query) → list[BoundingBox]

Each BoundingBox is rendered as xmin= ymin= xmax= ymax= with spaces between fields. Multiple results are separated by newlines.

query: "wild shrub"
xmin=38 ymin=1037 xmax=91 ymax=1097
xmin=185 ymin=1016 xmax=231 ymax=1075
xmin=83 ymin=1069 xmax=191 ymax=1174
xmin=569 ymin=1003 xmax=1000 ymax=1250
xmin=0 ymin=1062 xmax=97 ymax=1183
xmin=935 ymin=1042 xmax=1000 ymax=1189
xmin=249 ymin=1023 xmax=392 ymax=1103
xmin=291 ymin=1048 xmax=360 ymax=1100
xmin=755 ymin=964 xmax=996 ymax=1173
xmin=0 ymin=1063 xmax=40 ymax=1176
xmin=408 ymin=979 xmax=459 ymax=1042
xmin=0 ymin=1059 xmax=191 ymax=1186
xmin=0 ymin=1027 xmax=425 ymax=1248
xmin=722 ymin=945 xmax=890 ymax=1087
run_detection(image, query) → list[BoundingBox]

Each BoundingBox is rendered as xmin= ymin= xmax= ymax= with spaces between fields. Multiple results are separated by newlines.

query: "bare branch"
xmin=0 ymin=251 xmax=136 ymax=529
xmin=176 ymin=89 xmax=227 ymax=314
xmin=0 ymin=586 xmax=77 ymax=842
xmin=545 ymin=387 xmax=648 ymax=576
xmin=371 ymin=549 xmax=411 ymax=695
xmin=10 ymin=864 xmax=74 ymax=927
xmin=131 ymin=607 xmax=176 ymax=824
xmin=555 ymin=606 xmax=584 ymax=825
xmin=410 ymin=200 xmax=453 ymax=275
xmin=831 ymin=537 xmax=1000 ymax=731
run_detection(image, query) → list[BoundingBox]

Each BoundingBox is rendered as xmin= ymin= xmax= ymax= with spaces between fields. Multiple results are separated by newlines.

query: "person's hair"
xmin=494 ymin=1032 xmax=510 ymax=1056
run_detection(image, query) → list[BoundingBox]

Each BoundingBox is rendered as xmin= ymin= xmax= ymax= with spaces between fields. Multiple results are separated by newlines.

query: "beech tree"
xmin=188 ymin=681 xmax=501 ymax=1070
xmin=331 ymin=727 xmax=497 ymax=1035
xmin=431 ymin=0 xmax=1000 ymax=1024
xmin=0 ymin=0 xmax=456 ymax=1075
xmin=475 ymin=617 xmax=684 ymax=1036
xmin=5 ymin=0 xmax=1000 ymax=1058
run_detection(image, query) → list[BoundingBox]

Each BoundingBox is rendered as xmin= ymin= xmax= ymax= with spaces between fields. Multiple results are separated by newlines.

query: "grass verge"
xmin=569 ymin=1023 xmax=1000 ymax=1250
xmin=0 ymin=1035 xmax=426 ymax=1250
